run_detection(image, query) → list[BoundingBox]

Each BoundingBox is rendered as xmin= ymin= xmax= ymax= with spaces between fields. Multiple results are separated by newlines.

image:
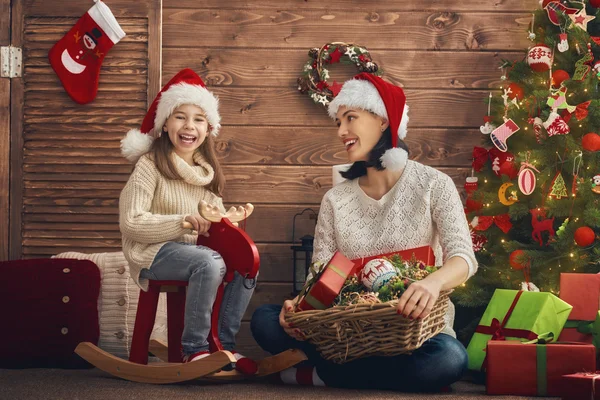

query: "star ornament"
xmin=570 ymin=8 xmax=595 ymax=31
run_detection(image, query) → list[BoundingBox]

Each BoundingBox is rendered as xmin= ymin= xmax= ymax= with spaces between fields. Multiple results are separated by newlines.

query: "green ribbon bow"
xmin=565 ymin=311 xmax=600 ymax=351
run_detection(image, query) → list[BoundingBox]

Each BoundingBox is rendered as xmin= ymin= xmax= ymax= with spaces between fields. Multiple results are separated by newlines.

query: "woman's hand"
xmin=396 ymin=277 xmax=442 ymax=320
xmin=279 ymin=299 xmax=306 ymax=341
xmin=184 ymin=214 xmax=211 ymax=237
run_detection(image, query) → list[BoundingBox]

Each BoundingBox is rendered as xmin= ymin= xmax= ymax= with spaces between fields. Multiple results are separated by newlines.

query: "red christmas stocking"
xmin=48 ymin=0 xmax=125 ymax=104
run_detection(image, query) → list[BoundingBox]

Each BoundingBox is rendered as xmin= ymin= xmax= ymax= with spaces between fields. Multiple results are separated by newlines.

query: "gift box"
xmin=561 ymin=372 xmax=600 ymax=400
xmin=296 ymin=251 xmax=355 ymax=311
xmin=486 ymin=340 xmax=596 ymax=396
xmin=559 ymin=273 xmax=600 ymax=345
xmin=466 ymin=289 xmax=572 ymax=371
xmin=350 ymin=245 xmax=435 ymax=275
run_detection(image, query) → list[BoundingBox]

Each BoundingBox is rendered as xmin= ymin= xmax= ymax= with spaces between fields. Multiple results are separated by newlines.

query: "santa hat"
xmin=121 ymin=68 xmax=221 ymax=162
xmin=327 ymin=73 xmax=409 ymax=171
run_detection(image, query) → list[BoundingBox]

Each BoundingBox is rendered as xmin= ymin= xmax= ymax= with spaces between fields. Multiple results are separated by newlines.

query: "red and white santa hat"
xmin=121 ymin=68 xmax=221 ymax=162
xmin=327 ymin=73 xmax=409 ymax=171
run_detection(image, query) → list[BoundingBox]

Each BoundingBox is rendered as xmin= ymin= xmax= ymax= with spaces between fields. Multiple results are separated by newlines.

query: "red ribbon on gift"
xmin=476 ymin=291 xmax=539 ymax=371
xmin=473 ymin=214 xmax=513 ymax=234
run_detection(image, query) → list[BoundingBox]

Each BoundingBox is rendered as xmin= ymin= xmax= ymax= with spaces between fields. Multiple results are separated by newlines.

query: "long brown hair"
xmin=150 ymin=131 xmax=225 ymax=197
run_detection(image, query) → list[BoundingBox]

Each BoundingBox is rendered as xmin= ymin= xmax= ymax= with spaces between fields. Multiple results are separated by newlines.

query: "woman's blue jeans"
xmin=251 ymin=304 xmax=468 ymax=391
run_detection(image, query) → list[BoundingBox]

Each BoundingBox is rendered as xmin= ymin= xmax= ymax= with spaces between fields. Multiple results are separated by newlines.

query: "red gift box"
xmin=559 ymin=273 xmax=600 ymax=343
xmin=561 ymin=372 xmax=600 ymax=400
xmin=297 ymin=251 xmax=355 ymax=311
xmin=350 ymin=245 xmax=435 ymax=275
xmin=486 ymin=340 xmax=596 ymax=397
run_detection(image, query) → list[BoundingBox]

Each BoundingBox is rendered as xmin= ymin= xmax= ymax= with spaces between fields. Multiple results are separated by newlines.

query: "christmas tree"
xmin=453 ymin=0 xmax=600 ymax=336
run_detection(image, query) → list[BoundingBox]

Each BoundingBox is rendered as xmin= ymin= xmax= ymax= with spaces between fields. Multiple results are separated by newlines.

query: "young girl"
xmin=120 ymin=69 xmax=255 ymax=365
xmin=251 ymin=73 xmax=478 ymax=391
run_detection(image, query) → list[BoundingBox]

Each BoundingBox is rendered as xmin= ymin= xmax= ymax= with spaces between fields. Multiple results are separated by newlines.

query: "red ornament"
xmin=518 ymin=167 xmax=536 ymax=195
xmin=574 ymin=226 xmax=596 ymax=247
xmin=499 ymin=159 xmax=519 ymax=180
xmin=591 ymin=0 xmax=600 ymax=8
xmin=328 ymin=48 xmax=343 ymax=64
xmin=551 ymin=70 xmax=570 ymax=87
xmin=506 ymin=83 xmax=524 ymax=101
xmin=582 ymin=133 xmax=600 ymax=152
xmin=509 ymin=250 xmax=530 ymax=270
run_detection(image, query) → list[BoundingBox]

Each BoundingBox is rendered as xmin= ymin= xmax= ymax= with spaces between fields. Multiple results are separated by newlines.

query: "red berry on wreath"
xmin=574 ymin=226 xmax=596 ymax=247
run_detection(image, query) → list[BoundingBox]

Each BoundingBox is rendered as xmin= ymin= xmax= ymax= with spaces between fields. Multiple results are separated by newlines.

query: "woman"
xmin=251 ymin=73 xmax=478 ymax=391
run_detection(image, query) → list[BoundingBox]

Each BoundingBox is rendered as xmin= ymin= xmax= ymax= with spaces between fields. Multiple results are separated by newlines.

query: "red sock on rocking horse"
xmin=48 ymin=0 xmax=126 ymax=104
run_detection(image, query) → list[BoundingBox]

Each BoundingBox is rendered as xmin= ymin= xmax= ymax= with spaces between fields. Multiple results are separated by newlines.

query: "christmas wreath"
xmin=297 ymin=42 xmax=381 ymax=107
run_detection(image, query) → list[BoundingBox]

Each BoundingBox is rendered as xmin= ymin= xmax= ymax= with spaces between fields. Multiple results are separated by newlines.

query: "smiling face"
xmin=335 ymin=106 xmax=389 ymax=163
xmin=163 ymin=104 xmax=209 ymax=162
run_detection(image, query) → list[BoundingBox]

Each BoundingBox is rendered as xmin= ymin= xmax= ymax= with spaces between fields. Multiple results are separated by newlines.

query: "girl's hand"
xmin=396 ymin=277 xmax=442 ymax=320
xmin=184 ymin=214 xmax=211 ymax=237
xmin=279 ymin=299 xmax=306 ymax=341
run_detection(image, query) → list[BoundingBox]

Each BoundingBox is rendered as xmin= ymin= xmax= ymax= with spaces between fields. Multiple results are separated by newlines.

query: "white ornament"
xmin=527 ymin=44 xmax=553 ymax=72
xmin=557 ymin=33 xmax=569 ymax=53
xmin=345 ymin=48 xmax=357 ymax=59
xmin=360 ymin=259 xmax=397 ymax=291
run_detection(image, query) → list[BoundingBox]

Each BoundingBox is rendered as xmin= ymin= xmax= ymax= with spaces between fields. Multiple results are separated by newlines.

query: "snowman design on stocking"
xmin=49 ymin=0 xmax=126 ymax=104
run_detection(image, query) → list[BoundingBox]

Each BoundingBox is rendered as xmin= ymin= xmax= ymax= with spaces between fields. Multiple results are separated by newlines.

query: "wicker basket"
xmin=285 ymin=290 xmax=450 ymax=364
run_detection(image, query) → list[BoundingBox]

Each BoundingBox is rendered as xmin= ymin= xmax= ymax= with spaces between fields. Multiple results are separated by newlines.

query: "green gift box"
xmin=466 ymin=289 xmax=572 ymax=371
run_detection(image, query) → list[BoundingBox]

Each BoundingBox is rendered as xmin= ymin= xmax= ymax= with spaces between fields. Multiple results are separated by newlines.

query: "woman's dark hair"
xmin=340 ymin=126 xmax=410 ymax=180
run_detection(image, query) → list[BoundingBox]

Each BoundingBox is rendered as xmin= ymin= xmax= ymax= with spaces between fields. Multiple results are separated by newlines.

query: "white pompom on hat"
xmin=121 ymin=68 xmax=221 ymax=163
xmin=327 ymin=73 xmax=409 ymax=170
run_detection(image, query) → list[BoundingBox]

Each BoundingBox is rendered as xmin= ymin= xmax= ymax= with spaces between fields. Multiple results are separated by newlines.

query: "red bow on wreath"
xmin=473 ymin=214 xmax=512 ymax=234
xmin=561 ymin=100 xmax=591 ymax=123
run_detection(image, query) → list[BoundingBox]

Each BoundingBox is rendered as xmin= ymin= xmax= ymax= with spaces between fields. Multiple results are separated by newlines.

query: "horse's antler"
xmin=199 ymin=201 xmax=254 ymax=223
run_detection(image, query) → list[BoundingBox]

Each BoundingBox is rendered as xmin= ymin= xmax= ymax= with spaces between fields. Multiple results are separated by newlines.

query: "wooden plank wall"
xmin=161 ymin=0 xmax=536 ymax=357
xmin=14 ymin=0 xmax=160 ymax=259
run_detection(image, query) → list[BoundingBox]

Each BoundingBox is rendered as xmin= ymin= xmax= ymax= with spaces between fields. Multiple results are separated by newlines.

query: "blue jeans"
xmin=141 ymin=242 xmax=255 ymax=355
xmin=251 ymin=304 xmax=468 ymax=391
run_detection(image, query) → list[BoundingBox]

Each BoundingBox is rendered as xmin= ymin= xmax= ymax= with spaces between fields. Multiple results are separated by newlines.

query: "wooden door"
xmin=8 ymin=0 xmax=161 ymax=260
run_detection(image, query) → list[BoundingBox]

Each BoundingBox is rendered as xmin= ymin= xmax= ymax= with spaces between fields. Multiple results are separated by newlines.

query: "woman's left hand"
xmin=396 ymin=277 xmax=442 ymax=320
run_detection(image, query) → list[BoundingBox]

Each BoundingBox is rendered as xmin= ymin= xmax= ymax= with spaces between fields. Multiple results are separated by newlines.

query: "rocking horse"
xmin=75 ymin=202 xmax=306 ymax=383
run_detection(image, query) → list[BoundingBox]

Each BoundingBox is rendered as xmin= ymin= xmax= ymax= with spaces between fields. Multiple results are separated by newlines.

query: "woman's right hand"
xmin=184 ymin=214 xmax=211 ymax=237
xmin=279 ymin=299 xmax=306 ymax=341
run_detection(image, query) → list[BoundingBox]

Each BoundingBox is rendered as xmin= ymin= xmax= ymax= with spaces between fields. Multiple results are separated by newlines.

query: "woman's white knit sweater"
xmin=119 ymin=152 xmax=225 ymax=290
xmin=311 ymin=160 xmax=478 ymax=337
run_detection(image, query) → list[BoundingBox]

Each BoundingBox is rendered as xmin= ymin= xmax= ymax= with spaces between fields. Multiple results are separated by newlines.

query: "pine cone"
xmin=309 ymin=48 xmax=319 ymax=59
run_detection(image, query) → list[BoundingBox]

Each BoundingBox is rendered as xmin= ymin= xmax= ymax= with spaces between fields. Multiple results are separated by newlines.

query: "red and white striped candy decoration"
xmin=518 ymin=167 xmax=536 ymax=195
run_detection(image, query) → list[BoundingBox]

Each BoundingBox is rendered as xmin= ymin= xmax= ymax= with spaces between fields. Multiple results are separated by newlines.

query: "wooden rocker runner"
xmin=75 ymin=202 xmax=306 ymax=383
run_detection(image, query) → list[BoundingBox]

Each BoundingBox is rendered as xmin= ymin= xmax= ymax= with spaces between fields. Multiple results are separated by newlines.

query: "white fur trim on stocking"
xmin=155 ymin=83 xmax=221 ymax=137
xmin=88 ymin=0 xmax=126 ymax=44
xmin=121 ymin=128 xmax=154 ymax=163
xmin=380 ymin=147 xmax=408 ymax=171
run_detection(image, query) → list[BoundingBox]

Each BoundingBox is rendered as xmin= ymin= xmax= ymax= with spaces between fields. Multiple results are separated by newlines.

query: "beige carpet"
xmin=0 ymin=368 xmax=560 ymax=400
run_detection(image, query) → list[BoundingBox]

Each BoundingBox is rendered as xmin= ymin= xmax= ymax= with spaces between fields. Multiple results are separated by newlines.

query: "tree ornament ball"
xmin=360 ymin=259 xmax=397 ymax=291
xmin=582 ymin=133 xmax=600 ymax=152
xmin=507 ymin=83 xmax=524 ymax=101
xmin=509 ymin=250 xmax=530 ymax=270
xmin=591 ymin=0 xmax=600 ymax=8
xmin=574 ymin=226 xmax=596 ymax=247
xmin=551 ymin=70 xmax=570 ymax=87
xmin=527 ymin=45 xmax=553 ymax=72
